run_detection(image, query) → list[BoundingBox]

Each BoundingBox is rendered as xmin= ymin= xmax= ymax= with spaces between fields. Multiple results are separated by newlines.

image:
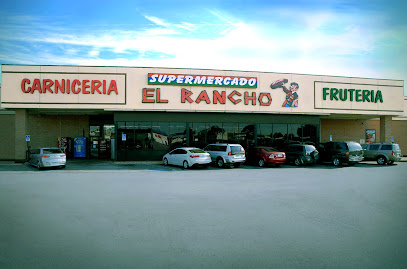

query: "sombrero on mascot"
xmin=270 ymin=79 xmax=288 ymax=89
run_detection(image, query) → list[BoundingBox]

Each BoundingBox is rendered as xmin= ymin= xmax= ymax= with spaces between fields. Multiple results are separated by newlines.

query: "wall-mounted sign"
xmin=366 ymin=129 xmax=376 ymax=143
xmin=148 ymin=73 xmax=257 ymax=88
xmin=314 ymin=81 xmax=404 ymax=112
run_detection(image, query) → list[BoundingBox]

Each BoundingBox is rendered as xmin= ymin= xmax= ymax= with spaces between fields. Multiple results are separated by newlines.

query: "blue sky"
xmin=1 ymin=0 xmax=406 ymax=94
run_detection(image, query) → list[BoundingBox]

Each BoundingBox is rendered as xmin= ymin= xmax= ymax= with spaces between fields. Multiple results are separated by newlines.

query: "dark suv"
xmin=317 ymin=141 xmax=364 ymax=166
xmin=284 ymin=144 xmax=319 ymax=166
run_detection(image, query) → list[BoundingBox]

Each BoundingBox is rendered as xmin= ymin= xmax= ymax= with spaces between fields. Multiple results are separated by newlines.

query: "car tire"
xmin=217 ymin=158 xmax=224 ymax=168
xmin=294 ymin=158 xmax=302 ymax=166
xmin=377 ymin=156 xmax=387 ymax=165
xmin=183 ymin=160 xmax=189 ymax=169
xmin=61 ymin=165 xmax=66 ymax=169
xmin=163 ymin=158 xmax=168 ymax=166
xmin=332 ymin=157 xmax=341 ymax=166
xmin=234 ymin=163 xmax=241 ymax=168
xmin=37 ymin=161 xmax=42 ymax=170
xmin=258 ymin=159 xmax=265 ymax=167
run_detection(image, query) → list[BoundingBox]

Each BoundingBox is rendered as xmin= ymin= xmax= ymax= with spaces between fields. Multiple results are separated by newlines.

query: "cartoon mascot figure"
xmin=270 ymin=79 xmax=299 ymax=107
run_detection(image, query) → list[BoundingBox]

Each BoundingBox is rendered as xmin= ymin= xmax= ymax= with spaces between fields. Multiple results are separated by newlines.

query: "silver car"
xmin=29 ymin=147 xmax=66 ymax=170
xmin=362 ymin=143 xmax=402 ymax=165
xmin=204 ymin=143 xmax=246 ymax=168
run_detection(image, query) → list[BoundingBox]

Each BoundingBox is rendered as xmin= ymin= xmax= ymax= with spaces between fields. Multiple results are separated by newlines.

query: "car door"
xmin=176 ymin=149 xmax=188 ymax=166
xmin=167 ymin=149 xmax=178 ymax=165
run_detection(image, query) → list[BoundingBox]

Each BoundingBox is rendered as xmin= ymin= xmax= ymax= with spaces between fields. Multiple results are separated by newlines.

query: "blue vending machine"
xmin=74 ymin=137 xmax=86 ymax=158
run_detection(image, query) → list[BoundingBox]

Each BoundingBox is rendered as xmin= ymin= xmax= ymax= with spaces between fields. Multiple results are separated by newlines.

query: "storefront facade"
xmin=0 ymin=65 xmax=405 ymax=162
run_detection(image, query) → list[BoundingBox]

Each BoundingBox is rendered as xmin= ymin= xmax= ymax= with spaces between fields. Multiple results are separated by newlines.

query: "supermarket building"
xmin=0 ymin=64 xmax=405 ymax=162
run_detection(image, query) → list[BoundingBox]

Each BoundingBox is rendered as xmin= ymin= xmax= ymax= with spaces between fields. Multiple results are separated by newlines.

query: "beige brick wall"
xmin=321 ymin=118 xmax=407 ymax=154
xmin=28 ymin=114 xmax=89 ymax=149
xmin=0 ymin=114 xmax=16 ymax=160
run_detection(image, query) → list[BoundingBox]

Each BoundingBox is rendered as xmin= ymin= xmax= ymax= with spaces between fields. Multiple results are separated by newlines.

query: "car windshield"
xmin=43 ymin=148 xmax=63 ymax=154
xmin=305 ymin=145 xmax=316 ymax=153
xmin=231 ymin=146 xmax=244 ymax=154
xmin=262 ymin=147 xmax=279 ymax=152
xmin=189 ymin=149 xmax=206 ymax=153
xmin=347 ymin=142 xmax=362 ymax=151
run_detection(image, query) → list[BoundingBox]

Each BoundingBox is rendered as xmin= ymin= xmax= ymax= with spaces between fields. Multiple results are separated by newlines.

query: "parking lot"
xmin=1 ymin=160 xmax=407 ymax=268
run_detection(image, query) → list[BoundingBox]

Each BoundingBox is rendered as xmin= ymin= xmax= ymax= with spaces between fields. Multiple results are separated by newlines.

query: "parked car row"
xmin=162 ymin=142 xmax=403 ymax=169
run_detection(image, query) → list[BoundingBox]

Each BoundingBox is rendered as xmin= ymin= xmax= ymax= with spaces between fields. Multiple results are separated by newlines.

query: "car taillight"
xmin=346 ymin=152 xmax=350 ymax=157
xmin=392 ymin=151 xmax=395 ymax=156
xmin=305 ymin=152 xmax=309 ymax=156
xmin=42 ymin=155 xmax=50 ymax=158
xmin=190 ymin=155 xmax=200 ymax=158
xmin=61 ymin=154 xmax=66 ymax=157
xmin=228 ymin=152 xmax=231 ymax=155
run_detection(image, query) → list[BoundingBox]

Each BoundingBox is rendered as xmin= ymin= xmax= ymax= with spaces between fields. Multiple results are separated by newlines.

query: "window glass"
xmin=190 ymin=122 xmax=208 ymax=148
xmin=273 ymin=124 xmax=287 ymax=149
xmin=287 ymin=124 xmax=302 ymax=144
xmin=43 ymin=148 xmax=63 ymax=154
xmin=302 ymin=124 xmax=317 ymax=145
xmin=238 ymin=123 xmax=255 ymax=149
xmin=190 ymin=149 xmax=206 ymax=153
xmin=381 ymin=145 xmax=392 ymax=150
xmin=169 ymin=122 xmax=187 ymax=149
xmin=90 ymin=126 xmax=100 ymax=137
xmin=206 ymin=124 xmax=224 ymax=144
xmin=336 ymin=142 xmax=348 ymax=150
xmin=223 ymin=123 xmax=239 ymax=143
xmin=231 ymin=145 xmax=245 ymax=154
xmin=361 ymin=144 xmax=368 ymax=150
xmin=257 ymin=124 xmax=273 ymax=147
xmin=369 ymin=145 xmax=380 ymax=150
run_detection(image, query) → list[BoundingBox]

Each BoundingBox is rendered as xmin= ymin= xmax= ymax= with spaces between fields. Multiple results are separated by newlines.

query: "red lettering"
xmin=142 ymin=88 xmax=155 ymax=103
xmin=156 ymin=88 xmax=168 ymax=103
xmin=103 ymin=80 xmax=106 ymax=94
xmin=244 ymin=91 xmax=256 ymax=105
xmin=55 ymin=79 xmax=65 ymax=93
xmin=195 ymin=90 xmax=211 ymax=104
xmin=228 ymin=90 xmax=242 ymax=105
xmin=72 ymin=80 xmax=81 ymax=94
xmin=82 ymin=80 xmax=90 ymax=94
xmin=181 ymin=88 xmax=193 ymax=103
xmin=259 ymin=92 xmax=272 ymax=106
xmin=213 ymin=90 xmax=226 ymax=104
xmin=91 ymin=80 xmax=102 ymax=94
xmin=67 ymin=79 xmax=70 ymax=94
xmin=31 ymin=79 xmax=42 ymax=94
xmin=21 ymin=79 xmax=31 ymax=93
xmin=107 ymin=80 xmax=118 ymax=95
xmin=42 ymin=79 xmax=54 ymax=93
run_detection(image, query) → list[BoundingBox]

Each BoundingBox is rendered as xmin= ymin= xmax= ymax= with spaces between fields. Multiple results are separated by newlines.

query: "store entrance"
xmin=89 ymin=125 xmax=115 ymax=159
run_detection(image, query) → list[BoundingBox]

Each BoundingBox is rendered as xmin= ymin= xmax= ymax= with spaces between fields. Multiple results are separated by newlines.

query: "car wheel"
xmin=332 ymin=157 xmax=341 ymax=166
xmin=163 ymin=158 xmax=168 ymax=166
xmin=37 ymin=161 xmax=42 ymax=170
xmin=234 ymin=163 xmax=241 ymax=168
xmin=61 ymin=165 xmax=66 ymax=169
xmin=217 ymin=158 xmax=224 ymax=168
xmin=258 ymin=159 xmax=265 ymax=167
xmin=183 ymin=160 xmax=189 ymax=169
xmin=294 ymin=158 xmax=302 ymax=166
xmin=377 ymin=156 xmax=386 ymax=165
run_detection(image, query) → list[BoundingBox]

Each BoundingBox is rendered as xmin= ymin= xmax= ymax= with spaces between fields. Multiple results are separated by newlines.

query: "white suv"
xmin=204 ymin=143 xmax=246 ymax=168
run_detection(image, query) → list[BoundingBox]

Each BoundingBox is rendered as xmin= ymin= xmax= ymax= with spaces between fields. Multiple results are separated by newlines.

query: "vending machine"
xmin=58 ymin=137 xmax=73 ymax=158
xmin=74 ymin=137 xmax=86 ymax=158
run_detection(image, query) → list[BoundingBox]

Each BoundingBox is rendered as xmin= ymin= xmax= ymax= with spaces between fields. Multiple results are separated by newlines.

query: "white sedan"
xmin=162 ymin=147 xmax=211 ymax=169
xmin=29 ymin=147 xmax=66 ymax=170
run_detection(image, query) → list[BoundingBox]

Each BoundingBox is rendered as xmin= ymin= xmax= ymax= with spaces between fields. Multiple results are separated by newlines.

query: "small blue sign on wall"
xmin=74 ymin=137 xmax=86 ymax=158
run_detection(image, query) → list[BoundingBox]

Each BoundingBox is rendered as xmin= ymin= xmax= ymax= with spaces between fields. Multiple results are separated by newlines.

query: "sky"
xmin=1 ymin=0 xmax=406 ymax=94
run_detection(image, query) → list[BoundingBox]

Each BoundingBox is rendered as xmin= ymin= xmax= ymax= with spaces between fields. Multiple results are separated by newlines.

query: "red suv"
xmin=246 ymin=147 xmax=286 ymax=167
